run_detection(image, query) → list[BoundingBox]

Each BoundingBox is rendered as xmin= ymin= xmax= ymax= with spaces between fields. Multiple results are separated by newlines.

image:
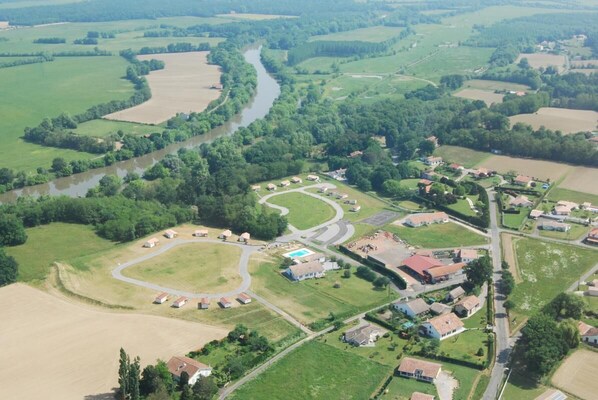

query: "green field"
xmin=510 ymin=238 xmax=598 ymax=319
xmin=0 ymin=56 xmax=134 ymax=171
xmin=6 ymin=223 xmax=118 ymax=282
xmin=122 ymin=243 xmax=242 ymax=293
xmin=0 ymin=0 xmax=83 ymax=9
xmin=385 ymin=376 xmax=438 ymax=400
xmin=73 ymin=119 xmax=161 ymax=138
xmin=250 ymin=257 xmax=395 ymax=324
xmin=434 ymin=145 xmax=490 ymax=168
xmin=463 ymin=79 xmax=531 ymax=92
xmin=502 ymin=210 xmax=529 ymax=230
xmin=267 ymin=192 xmax=335 ymax=230
xmin=309 ymin=26 xmax=405 ymax=43
xmin=385 ymin=222 xmax=488 ymax=248
xmin=230 ymin=341 xmax=389 ymax=400
xmin=447 ymin=195 xmax=479 ymax=217
xmin=323 ymin=73 xmax=429 ymax=100
xmin=546 ymin=187 xmax=598 ymax=206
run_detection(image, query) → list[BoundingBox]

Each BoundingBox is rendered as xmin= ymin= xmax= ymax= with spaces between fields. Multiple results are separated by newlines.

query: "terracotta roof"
xmin=458 ymin=248 xmax=478 ymax=260
xmin=405 ymin=212 xmax=449 ymax=226
xmin=456 ymin=295 xmax=480 ymax=311
xmin=146 ymin=238 xmax=159 ymax=244
xmin=529 ymin=209 xmax=544 ymax=218
xmin=173 ymin=296 xmax=188 ymax=305
xmin=588 ymin=228 xmax=598 ymax=238
xmin=426 ymin=263 xmax=466 ymax=279
xmin=396 ymin=298 xmax=430 ymax=315
xmin=419 ymin=179 xmax=433 ymax=185
xmin=411 ymin=392 xmax=435 ymax=400
xmin=578 ymin=321 xmax=594 ymax=335
xmin=240 ymin=232 xmax=250 ymax=240
xmin=237 ymin=293 xmax=251 ymax=301
xmin=509 ymin=195 xmax=532 ymax=207
xmin=514 ymin=175 xmax=532 ymax=184
xmin=200 ymin=297 xmax=210 ymax=305
xmin=220 ymin=229 xmax=232 ymax=237
xmin=397 ymin=357 xmax=441 ymax=379
xmin=220 ymin=297 xmax=231 ymax=304
xmin=426 ymin=313 xmax=464 ymax=336
xmin=401 ymin=255 xmax=444 ymax=277
xmin=288 ymin=261 xmax=325 ymax=277
xmin=155 ymin=292 xmax=168 ymax=301
xmin=167 ymin=356 xmax=210 ymax=380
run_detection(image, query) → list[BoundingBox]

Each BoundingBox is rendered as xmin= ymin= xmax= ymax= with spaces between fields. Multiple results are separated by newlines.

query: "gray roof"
xmin=344 ymin=324 xmax=381 ymax=345
xmin=448 ymin=286 xmax=465 ymax=299
xmin=397 ymin=298 xmax=430 ymax=315
xmin=430 ymin=302 xmax=451 ymax=315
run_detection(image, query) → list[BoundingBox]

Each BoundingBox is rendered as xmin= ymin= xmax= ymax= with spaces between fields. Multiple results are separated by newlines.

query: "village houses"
xmin=166 ymin=356 xmax=212 ymax=385
xmin=421 ymin=312 xmax=465 ymax=340
xmin=343 ymin=323 xmax=382 ymax=346
xmin=394 ymin=298 xmax=430 ymax=318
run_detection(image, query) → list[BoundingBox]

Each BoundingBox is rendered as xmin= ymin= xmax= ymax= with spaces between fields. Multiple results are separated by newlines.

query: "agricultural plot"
xmin=509 ymin=107 xmax=598 ymax=134
xmin=434 ymin=145 xmax=490 ymax=168
xmin=454 ymin=88 xmax=504 ymax=105
xmin=557 ymin=167 xmax=598 ymax=196
xmin=323 ymin=74 xmax=428 ymax=101
xmin=552 ymin=349 xmax=598 ymax=400
xmin=509 ymin=237 xmax=598 ymax=320
xmin=477 ymin=155 xmax=574 ymax=182
xmin=0 ymin=283 xmax=227 ymax=400
xmin=515 ymin=53 xmax=567 ymax=73
xmin=385 ymin=221 xmax=488 ymax=248
xmin=309 ymin=26 xmax=405 ymax=42
xmin=122 ymin=243 xmax=243 ymax=294
xmin=267 ymin=192 xmax=336 ymax=230
xmin=230 ymin=341 xmax=389 ymax=400
xmin=104 ymin=52 xmax=221 ymax=124
xmin=462 ymin=79 xmax=530 ymax=92
xmin=215 ymin=13 xmax=296 ymax=21
xmin=546 ymin=187 xmax=598 ymax=207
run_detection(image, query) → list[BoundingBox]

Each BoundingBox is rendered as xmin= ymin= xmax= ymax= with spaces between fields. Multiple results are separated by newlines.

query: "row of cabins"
xmin=154 ymin=293 xmax=251 ymax=309
xmin=321 ymin=188 xmax=361 ymax=211
xmin=143 ymin=229 xmax=250 ymax=248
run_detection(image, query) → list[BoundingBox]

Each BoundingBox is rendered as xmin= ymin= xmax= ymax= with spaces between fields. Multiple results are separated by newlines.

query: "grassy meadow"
xmin=309 ymin=26 xmax=405 ymax=42
xmin=385 ymin=222 xmax=489 ymax=248
xmin=434 ymin=145 xmax=490 ymax=168
xmin=267 ymin=192 xmax=336 ymax=230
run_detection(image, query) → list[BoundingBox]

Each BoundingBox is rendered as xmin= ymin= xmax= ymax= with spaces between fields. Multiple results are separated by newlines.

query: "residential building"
xmin=306 ymin=174 xmax=320 ymax=182
xmin=426 ymin=136 xmax=439 ymax=147
xmin=280 ymin=180 xmax=290 ymax=187
xmin=286 ymin=261 xmax=325 ymax=281
xmin=470 ymin=168 xmax=490 ymax=178
xmin=394 ymin=298 xmax=430 ymax=318
xmin=193 ymin=230 xmax=208 ymax=237
xmin=421 ymin=312 xmax=465 ymax=340
xmin=237 ymin=293 xmax=252 ymax=304
xmin=448 ymin=163 xmax=463 ymax=171
xmin=411 ymin=392 xmax=435 ymax=400
xmin=219 ymin=298 xmax=232 ymax=308
xmin=400 ymin=255 xmax=444 ymax=282
xmin=514 ymin=175 xmax=533 ymax=187
xmin=348 ymin=150 xmax=363 ymax=158
xmin=454 ymin=295 xmax=481 ymax=318
xmin=351 ymin=206 xmax=361 ymax=212
xmin=198 ymin=298 xmax=210 ymax=309
xmin=446 ymin=286 xmax=465 ymax=302
xmin=166 ymin=356 xmax=212 ymax=385
xmin=539 ymin=220 xmax=571 ymax=232
xmin=529 ymin=209 xmax=544 ymax=219
xmin=554 ymin=200 xmax=578 ymax=215
xmin=585 ymin=228 xmax=598 ymax=245
xmin=144 ymin=238 xmax=159 ymax=248
xmin=238 ymin=232 xmax=250 ymax=243
xmin=578 ymin=321 xmax=598 ymax=345
xmin=219 ymin=230 xmax=232 ymax=240
xmin=425 ymin=262 xmax=466 ymax=283
xmin=164 ymin=229 xmax=178 ymax=239
xmin=420 ymin=170 xmax=439 ymax=181
xmin=424 ymin=156 xmax=443 ymax=166
xmin=172 ymin=297 xmax=188 ymax=308
xmin=291 ymin=176 xmax=302 ymax=183
xmin=251 ymin=185 xmax=261 ymax=191
xmin=418 ymin=179 xmax=433 ymax=186
xmin=266 ymin=183 xmax=276 ymax=191
xmin=397 ymin=357 xmax=442 ymax=383
xmin=154 ymin=292 xmax=168 ymax=304
xmin=404 ymin=212 xmax=449 ymax=228
xmin=343 ymin=324 xmax=382 ymax=346
xmin=430 ymin=302 xmax=452 ymax=316
xmin=509 ymin=195 xmax=533 ymax=208
xmin=456 ymin=248 xmax=479 ymax=263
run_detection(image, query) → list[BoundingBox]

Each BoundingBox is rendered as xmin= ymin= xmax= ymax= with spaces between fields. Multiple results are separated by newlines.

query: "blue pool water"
xmin=285 ymin=248 xmax=313 ymax=258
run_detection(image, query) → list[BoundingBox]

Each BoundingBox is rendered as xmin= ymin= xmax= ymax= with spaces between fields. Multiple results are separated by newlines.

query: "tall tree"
xmin=0 ymin=214 xmax=27 ymax=246
xmin=0 ymin=248 xmax=18 ymax=287
xmin=118 ymin=349 xmax=130 ymax=400
xmin=464 ymin=256 xmax=493 ymax=287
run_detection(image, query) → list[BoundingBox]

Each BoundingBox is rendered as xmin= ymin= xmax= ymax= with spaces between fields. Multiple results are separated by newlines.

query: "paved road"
xmin=111 ymin=238 xmax=260 ymax=299
xmin=483 ymin=189 xmax=511 ymax=400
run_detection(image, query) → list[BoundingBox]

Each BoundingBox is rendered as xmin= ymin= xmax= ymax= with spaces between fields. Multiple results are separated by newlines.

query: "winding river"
xmin=0 ymin=47 xmax=280 ymax=203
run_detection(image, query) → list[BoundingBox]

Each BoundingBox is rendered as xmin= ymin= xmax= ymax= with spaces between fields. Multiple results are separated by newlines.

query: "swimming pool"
xmin=284 ymin=248 xmax=314 ymax=258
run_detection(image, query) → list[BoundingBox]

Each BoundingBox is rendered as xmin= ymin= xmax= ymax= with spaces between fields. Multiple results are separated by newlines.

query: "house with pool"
xmin=283 ymin=247 xmax=338 ymax=281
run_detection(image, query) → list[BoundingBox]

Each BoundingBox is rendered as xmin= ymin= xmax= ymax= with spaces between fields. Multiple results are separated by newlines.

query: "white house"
xmin=421 ymin=313 xmax=464 ymax=340
xmin=193 ymin=229 xmax=208 ymax=237
xmin=172 ymin=297 xmax=188 ymax=308
xmin=266 ymin=183 xmax=276 ymax=191
xmin=239 ymin=232 xmax=250 ymax=243
xmin=578 ymin=321 xmax=598 ymax=346
xmin=237 ymin=293 xmax=252 ymax=304
xmin=456 ymin=249 xmax=479 ymax=263
xmin=454 ymin=295 xmax=481 ymax=318
xmin=446 ymin=286 xmax=465 ymax=302
xmin=343 ymin=323 xmax=382 ymax=346
xmin=394 ymin=298 xmax=430 ymax=318
xmin=166 ymin=356 xmax=212 ymax=385
xmin=154 ymin=292 xmax=168 ymax=304
xmin=198 ymin=298 xmax=210 ymax=309
xmin=144 ymin=238 xmax=159 ymax=248
xmin=164 ymin=229 xmax=178 ymax=239
xmin=219 ymin=298 xmax=232 ymax=308
xmin=219 ymin=230 xmax=232 ymax=240
xmin=539 ymin=221 xmax=571 ymax=232
xmin=286 ymin=261 xmax=325 ymax=281
xmin=306 ymin=174 xmax=320 ymax=182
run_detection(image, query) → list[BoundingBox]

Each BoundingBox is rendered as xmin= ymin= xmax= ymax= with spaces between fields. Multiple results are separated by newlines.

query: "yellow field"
xmin=509 ymin=107 xmax=598 ymax=134
xmin=478 ymin=155 xmax=574 ymax=182
xmin=454 ymin=88 xmax=504 ymax=105
xmin=552 ymin=349 xmax=598 ymax=400
xmin=559 ymin=167 xmax=598 ymax=195
xmin=516 ymin=53 xmax=567 ymax=73
xmin=105 ymin=52 xmax=221 ymax=124
xmin=0 ymin=283 xmax=226 ymax=400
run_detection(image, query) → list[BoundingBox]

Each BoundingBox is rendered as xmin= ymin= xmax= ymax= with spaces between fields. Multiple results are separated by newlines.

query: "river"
xmin=0 ymin=47 xmax=280 ymax=203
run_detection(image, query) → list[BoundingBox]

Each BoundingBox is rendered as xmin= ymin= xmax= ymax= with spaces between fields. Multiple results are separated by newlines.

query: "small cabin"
xmin=239 ymin=232 xmax=250 ymax=243
xmin=219 ymin=230 xmax=232 ymax=240
xmin=164 ymin=229 xmax=178 ymax=239
xmin=220 ymin=298 xmax=232 ymax=308
xmin=193 ymin=230 xmax=208 ymax=237
xmin=144 ymin=238 xmax=160 ymax=248
xmin=291 ymin=177 xmax=302 ymax=184
xmin=237 ymin=293 xmax=252 ymax=304
xmin=154 ymin=292 xmax=169 ymax=304
xmin=172 ymin=297 xmax=188 ymax=308
xmin=198 ymin=298 xmax=210 ymax=310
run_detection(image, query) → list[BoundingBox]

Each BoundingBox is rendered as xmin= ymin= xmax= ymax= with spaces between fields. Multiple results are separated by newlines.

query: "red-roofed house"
xmin=166 ymin=356 xmax=211 ymax=385
xmin=401 ymin=255 xmax=444 ymax=281
xmin=172 ymin=297 xmax=188 ymax=308
xmin=198 ymin=298 xmax=210 ymax=310
xmin=454 ymin=295 xmax=481 ymax=317
xmin=404 ymin=212 xmax=449 ymax=227
xmin=513 ymin=175 xmax=533 ymax=187
xmin=154 ymin=292 xmax=168 ymax=304
xmin=164 ymin=229 xmax=178 ymax=239
xmin=585 ymin=228 xmax=598 ymax=245
xmin=397 ymin=357 xmax=442 ymax=383
xmin=237 ymin=293 xmax=252 ymax=304
xmin=220 ymin=298 xmax=232 ymax=308
xmin=579 ymin=321 xmax=598 ymax=345
xmin=425 ymin=262 xmax=467 ymax=283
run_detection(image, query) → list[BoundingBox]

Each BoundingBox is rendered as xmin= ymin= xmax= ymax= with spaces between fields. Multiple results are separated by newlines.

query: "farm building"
xmin=166 ymin=356 xmax=212 ymax=385
xmin=280 ymin=180 xmax=290 ymax=187
xmin=456 ymin=248 xmax=479 ymax=263
xmin=291 ymin=176 xmax=302 ymax=184
xmin=446 ymin=286 xmax=465 ymax=302
xmin=164 ymin=229 xmax=178 ymax=239
xmin=193 ymin=230 xmax=208 ymax=237
xmin=397 ymin=357 xmax=442 ymax=383
xmin=430 ymin=302 xmax=452 ymax=316
xmin=421 ymin=313 xmax=464 ymax=340
xmin=411 ymin=392 xmax=435 ymax=400
xmin=237 ymin=293 xmax=252 ymax=304
xmin=306 ymin=174 xmax=320 ymax=182
xmin=584 ymin=228 xmax=598 ymax=245
xmin=513 ymin=175 xmax=533 ymax=187
xmin=251 ymin=185 xmax=261 ymax=191
xmin=424 ymin=156 xmax=443 ymax=166
xmin=578 ymin=321 xmax=598 ymax=345
xmin=238 ymin=232 xmax=250 ymax=243
xmin=144 ymin=238 xmax=160 ymax=248
xmin=351 ymin=206 xmax=361 ymax=212
xmin=454 ymin=295 xmax=481 ymax=318
xmin=286 ymin=261 xmax=325 ymax=281
xmin=400 ymin=255 xmax=444 ymax=282
xmin=509 ymin=195 xmax=533 ymax=208
xmin=394 ymin=298 xmax=430 ymax=318
xmin=529 ymin=209 xmax=544 ymax=219
xmin=154 ymin=292 xmax=169 ymax=304
xmin=539 ymin=220 xmax=571 ymax=232
xmin=198 ymin=298 xmax=210 ymax=310
xmin=425 ymin=262 xmax=467 ymax=283
xmin=266 ymin=183 xmax=276 ymax=191
xmin=219 ymin=230 xmax=232 ymax=240
xmin=343 ymin=323 xmax=382 ymax=347
xmin=219 ymin=298 xmax=232 ymax=308
xmin=172 ymin=297 xmax=188 ymax=308
xmin=403 ymin=212 xmax=449 ymax=228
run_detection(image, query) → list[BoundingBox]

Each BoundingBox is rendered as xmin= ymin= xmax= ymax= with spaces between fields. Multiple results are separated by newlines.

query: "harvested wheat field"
xmin=516 ymin=53 xmax=567 ymax=73
xmin=0 ymin=283 xmax=226 ymax=400
xmin=510 ymin=107 xmax=598 ymax=134
xmin=478 ymin=155 xmax=573 ymax=182
xmin=552 ymin=349 xmax=598 ymax=400
xmin=454 ymin=88 xmax=504 ymax=105
xmin=501 ymin=233 xmax=521 ymax=283
xmin=559 ymin=166 xmax=598 ymax=195
xmin=105 ymin=52 xmax=221 ymax=124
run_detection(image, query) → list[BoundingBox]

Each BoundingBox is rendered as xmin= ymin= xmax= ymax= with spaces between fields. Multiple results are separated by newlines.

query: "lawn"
xmin=6 ymin=223 xmax=118 ymax=282
xmin=447 ymin=196 xmax=478 ymax=217
xmin=398 ymin=200 xmax=422 ymax=211
xmin=463 ymin=79 xmax=530 ymax=92
xmin=309 ymin=26 xmax=405 ymax=43
xmin=230 ymin=341 xmax=390 ymax=400
xmin=385 ymin=222 xmax=488 ymax=248
xmin=250 ymin=255 xmax=395 ymax=325
xmin=122 ymin=242 xmax=242 ymax=294
xmin=0 ymin=56 xmax=133 ymax=171
xmin=384 ymin=376 xmax=438 ymax=400
xmin=267 ymin=192 xmax=335 ymax=230
xmin=502 ymin=211 xmax=529 ymax=230
xmin=546 ymin=187 xmax=598 ymax=206
xmin=509 ymin=237 xmax=598 ymax=320
xmin=439 ymin=329 xmax=489 ymax=368
xmin=73 ymin=119 xmax=161 ymax=138
xmin=434 ymin=145 xmax=490 ymax=168
xmin=538 ymin=223 xmax=589 ymax=241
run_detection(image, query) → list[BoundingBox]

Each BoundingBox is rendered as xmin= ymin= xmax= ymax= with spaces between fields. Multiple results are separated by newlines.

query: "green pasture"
xmin=267 ymin=192 xmax=335 ymax=230
xmin=434 ymin=145 xmax=490 ymax=168
xmin=546 ymin=187 xmax=598 ymax=206
xmin=463 ymin=79 xmax=531 ymax=92
xmin=385 ymin=222 xmax=488 ymax=248
xmin=309 ymin=26 xmax=405 ymax=43
xmin=538 ymin=223 xmax=589 ymax=241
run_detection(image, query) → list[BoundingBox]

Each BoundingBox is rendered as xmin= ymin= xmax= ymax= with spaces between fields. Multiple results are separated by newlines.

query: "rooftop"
xmin=426 ymin=313 xmax=464 ymax=336
xmin=455 ymin=295 xmax=480 ymax=311
xmin=397 ymin=357 xmax=442 ymax=378
xmin=396 ymin=298 xmax=430 ymax=315
xmin=426 ymin=263 xmax=466 ymax=279
xmin=167 ymin=356 xmax=210 ymax=379
xmin=288 ymin=261 xmax=325 ymax=277
xmin=405 ymin=212 xmax=449 ymax=226
xmin=401 ymin=255 xmax=444 ymax=277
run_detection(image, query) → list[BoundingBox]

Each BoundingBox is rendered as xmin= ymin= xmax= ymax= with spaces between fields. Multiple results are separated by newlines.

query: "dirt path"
xmin=501 ymin=233 xmax=522 ymax=283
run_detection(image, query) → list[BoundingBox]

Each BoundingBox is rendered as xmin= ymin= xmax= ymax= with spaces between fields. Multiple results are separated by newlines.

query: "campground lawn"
xmin=385 ymin=222 xmax=488 ymax=248
xmin=267 ymin=192 xmax=335 ymax=230
xmin=230 ymin=341 xmax=389 ymax=400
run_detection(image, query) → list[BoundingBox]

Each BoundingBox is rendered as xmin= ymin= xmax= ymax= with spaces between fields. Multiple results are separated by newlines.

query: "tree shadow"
xmin=84 ymin=389 xmax=117 ymax=400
